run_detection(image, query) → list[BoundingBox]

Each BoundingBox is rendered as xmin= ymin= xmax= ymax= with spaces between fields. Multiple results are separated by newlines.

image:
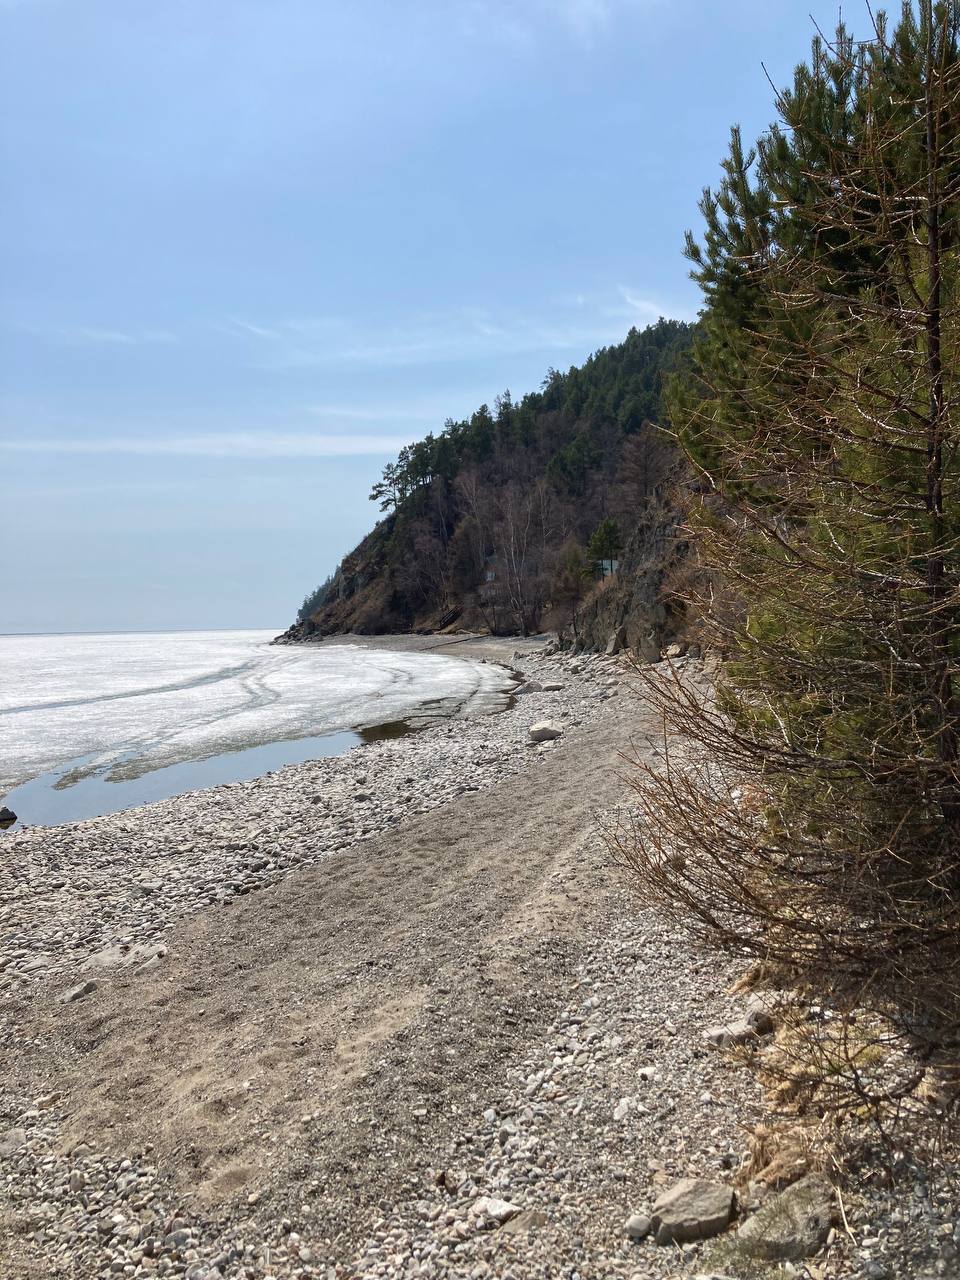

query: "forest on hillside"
xmin=295 ymin=317 xmax=693 ymax=638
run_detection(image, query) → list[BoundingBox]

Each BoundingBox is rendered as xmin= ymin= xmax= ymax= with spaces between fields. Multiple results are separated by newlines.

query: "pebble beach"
xmin=1 ymin=638 xmax=958 ymax=1280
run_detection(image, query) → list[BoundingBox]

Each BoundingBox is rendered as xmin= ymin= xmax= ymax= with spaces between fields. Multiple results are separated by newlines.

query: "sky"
xmin=1 ymin=0 xmax=851 ymax=633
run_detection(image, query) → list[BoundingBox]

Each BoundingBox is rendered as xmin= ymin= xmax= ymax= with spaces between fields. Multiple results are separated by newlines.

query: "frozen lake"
xmin=0 ymin=630 xmax=515 ymax=826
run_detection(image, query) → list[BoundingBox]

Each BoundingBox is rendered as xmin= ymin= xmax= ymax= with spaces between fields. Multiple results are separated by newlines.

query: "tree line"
xmin=304 ymin=319 xmax=691 ymax=636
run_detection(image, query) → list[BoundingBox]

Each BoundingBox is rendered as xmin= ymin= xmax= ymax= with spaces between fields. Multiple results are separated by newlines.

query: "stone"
xmin=605 ymin=627 xmax=627 ymax=656
xmin=732 ymin=1175 xmax=834 ymax=1262
xmin=60 ymin=979 xmax=98 ymax=1004
xmin=702 ymin=1019 xmax=762 ymax=1049
xmin=613 ymin=1097 xmax=633 ymax=1122
xmin=651 ymin=1178 xmax=735 ymax=1245
xmin=626 ymin=1213 xmax=651 ymax=1241
xmin=541 ymin=682 xmax=563 ymax=692
xmin=664 ymin=643 xmax=687 ymax=658
xmin=744 ymin=995 xmax=778 ymax=1036
xmin=499 ymin=1208 xmax=549 ymax=1234
xmin=528 ymin=721 xmax=563 ymax=743
xmin=0 ymin=806 xmax=16 ymax=829
xmin=515 ymin=682 xmax=543 ymax=695
xmin=82 ymin=941 xmax=166 ymax=972
xmin=474 ymin=1196 xmax=522 ymax=1225
xmin=0 ymin=1127 xmax=27 ymax=1157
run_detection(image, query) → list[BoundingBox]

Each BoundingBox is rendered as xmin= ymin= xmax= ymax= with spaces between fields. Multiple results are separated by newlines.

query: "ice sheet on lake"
xmin=0 ymin=630 xmax=513 ymax=792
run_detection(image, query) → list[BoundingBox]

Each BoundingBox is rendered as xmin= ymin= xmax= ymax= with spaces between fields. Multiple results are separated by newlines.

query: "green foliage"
xmin=367 ymin=318 xmax=694 ymax=515
xmin=297 ymin=575 xmax=335 ymax=622
xmin=587 ymin=517 xmax=623 ymax=564
xmin=638 ymin=1 xmax=960 ymax=1052
xmin=292 ymin=318 xmax=697 ymax=634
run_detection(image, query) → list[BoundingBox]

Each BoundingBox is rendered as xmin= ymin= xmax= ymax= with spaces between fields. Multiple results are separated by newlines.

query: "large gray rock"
xmin=528 ymin=721 xmax=563 ymax=743
xmin=703 ymin=998 xmax=777 ymax=1048
xmin=500 ymin=1208 xmax=549 ymax=1234
xmin=60 ymin=979 xmax=97 ymax=1004
xmin=473 ymin=1196 xmax=522 ymax=1225
xmin=733 ymin=1175 xmax=834 ymax=1261
xmin=702 ymin=1019 xmax=758 ymax=1049
xmin=651 ymin=1178 xmax=735 ymax=1245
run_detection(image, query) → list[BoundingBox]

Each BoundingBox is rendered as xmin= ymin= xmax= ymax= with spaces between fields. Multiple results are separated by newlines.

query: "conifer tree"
xmin=619 ymin=2 xmax=960 ymax=1099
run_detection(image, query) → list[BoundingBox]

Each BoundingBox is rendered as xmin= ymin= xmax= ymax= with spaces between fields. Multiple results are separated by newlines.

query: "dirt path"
xmin=1 ymin=690 xmax=648 ymax=1274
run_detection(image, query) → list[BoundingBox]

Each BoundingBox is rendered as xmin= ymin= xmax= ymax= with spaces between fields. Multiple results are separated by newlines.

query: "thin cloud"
xmin=19 ymin=325 xmax=181 ymax=347
xmin=71 ymin=327 xmax=138 ymax=346
xmin=222 ymin=318 xmax=284 ymax=341
xmin=0 ymin=433 xmax=409 ymax=459
xmin=304 ymin=403 xmax=444 ymax=422
xmin=220 ymin=290 xmax=694 ymax=371
xmin=616 ymin=285 xmax=697 ymax=324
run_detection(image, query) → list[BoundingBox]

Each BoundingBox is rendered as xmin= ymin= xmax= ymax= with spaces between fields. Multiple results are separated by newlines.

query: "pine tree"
xmin=586 ymin=514 xmax=624 ymax=565
xmin=618 ymin=2 xmax=960 ymax=1108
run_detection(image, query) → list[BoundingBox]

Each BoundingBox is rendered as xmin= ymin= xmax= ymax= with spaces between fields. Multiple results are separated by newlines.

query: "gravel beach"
xmin=1 ymin=638 xmax=957 ymax=1280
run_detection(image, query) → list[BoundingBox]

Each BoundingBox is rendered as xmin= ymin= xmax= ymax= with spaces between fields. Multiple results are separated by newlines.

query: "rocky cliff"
xmin=282 ymin=319 xmax=696 ymax=652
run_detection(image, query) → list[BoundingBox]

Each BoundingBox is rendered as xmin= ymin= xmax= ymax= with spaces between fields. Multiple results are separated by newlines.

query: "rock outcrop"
xmin=572 ymin=497 xmax=686 ymax=659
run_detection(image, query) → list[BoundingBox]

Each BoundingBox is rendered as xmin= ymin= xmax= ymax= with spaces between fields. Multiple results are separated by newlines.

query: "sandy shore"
xmin=0 ymin=640 xmax=955 ymax=1279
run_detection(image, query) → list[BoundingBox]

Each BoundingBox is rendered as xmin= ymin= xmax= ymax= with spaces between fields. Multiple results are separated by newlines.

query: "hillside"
xmin=282 ymin=318 xmax=693 ymax=647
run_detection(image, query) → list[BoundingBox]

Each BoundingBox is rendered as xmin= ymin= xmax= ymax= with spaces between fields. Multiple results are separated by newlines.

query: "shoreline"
xmin=0 ymin=640 xmax=955 ymax=1279
xmin=1 ymin=634 xmax=528 ymax=830
xmin=0 ymin=637 xmax=558 ymax=994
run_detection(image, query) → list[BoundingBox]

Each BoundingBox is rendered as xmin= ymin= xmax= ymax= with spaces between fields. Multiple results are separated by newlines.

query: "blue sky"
xmin=2 ymin=0 xmax=846 ymax=633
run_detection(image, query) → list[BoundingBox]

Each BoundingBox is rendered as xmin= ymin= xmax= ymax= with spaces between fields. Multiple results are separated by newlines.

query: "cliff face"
xmin=572 ymin=499 xmax=685 ymax=657
xmin=284 ymin=319 xmax=696 ymax=651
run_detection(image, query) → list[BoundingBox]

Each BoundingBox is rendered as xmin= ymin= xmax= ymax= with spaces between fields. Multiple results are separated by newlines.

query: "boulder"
xmin=541 ymin=682 xmax=564 ymax=692
xmin=651 ymin=1178 xmax=735 ymax=1245
xmin=664 ymin=642 xmax=687 ymax=658
xmin=733 ymin=1175 xmax=834 ymax=1262
xmin=514 ymin=682 xmax=543 ymax=695
xmin=0 ymin=807 xmax=16 ymax=830
xmin=702 ymin=1019 xmax=764 ymax=1049
xmin=528 ymin=721 xmax=563 ymax=743
xmin=60 ymin=979 xmax=97 ymax=1005
xmin=500 ymin=1208 xmax=549 ymax=1234
xmin=473 ymin=1196 xmax=522 ymax=1226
